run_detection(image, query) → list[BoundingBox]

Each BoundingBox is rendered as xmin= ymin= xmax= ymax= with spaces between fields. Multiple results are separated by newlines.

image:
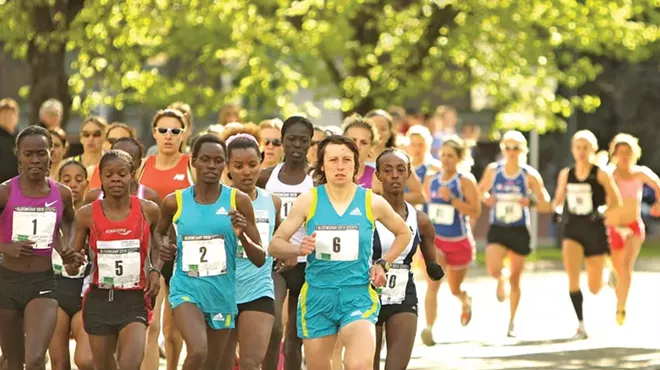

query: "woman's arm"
xmin=155 ymin=193 xmax=179 ymax=262
xmin=233 ymin=191 xmax=266 ymax=267
xmin=526 ymin=167 xmax=552 ymax=213
xmin=478 ymin=163 xmax=497 ymax=205
xmin=597 ymin=167 xmax=623 ymax=218
xmin=416 ymin=211 xmax=444 ymax=281
xmin=371 ymin=193 xmax=412 ymax=263
xmin=452 ymin=174 xmax=481 ymax=219
xmin=269 ymin=191 xmax=313 ymax=260
xmin=552 ymin=168 xmax=569 ymax=211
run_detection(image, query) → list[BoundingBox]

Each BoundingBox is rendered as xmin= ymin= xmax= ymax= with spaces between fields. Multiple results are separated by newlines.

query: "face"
xmin=51 ymin=135 xmax=66 ymax=165
xmin=223 ymin=109 xmax=239 ymax=124
xmin=261 ymin=127 xmax=283 ymax=165
xmin=100 ymin=158 xmax=133 ymax=198
xmin=345 ymin=126 xmax=373 ymax=163
xmin=228 ymin=147 xmax=261 ymax=191
xmin=153 ymin=117 xmax=185 ymax=155
xmin=80 ymin=121 xmax=104 ymax=153
xmin=440 ymin=145 xmax=460 ymax=172
xmin=571 ymin=138 xmax=594 ymax=164
xmin=193 ymin=142 xmax=226 ymax=184
xmin=408 ymin=135 xmax=427 ymax=162
xmin=371 ymin=115 xmax=391 ymax=147
xmin=112 ymin=142 xmax=141 ymax=172
xmin=283 ymin=123 xmax=312 ymax=164
xmin=502 ymin=139 xmax=523 ymax=162
xmin=307 ymin=130 xmax=326 ymax=165
xmin=321 ymin=144 xmax=356 ymax=186
xmin=60 ymin=164 xmax=88 ymax=203
xmin=41 ymin=111 xmax=61 ymax=129
xmin=377 ymin=153 xmax=410 ymax=194
xmin=0 ymin=109 xmax=18 ymax=132
xmin=18 ymin=135 xmax=51 ymax=180
xmin=104 ymin=127 xmax=132 ymax=151
xmin=614 ymin=144 xmax=634 ymax=167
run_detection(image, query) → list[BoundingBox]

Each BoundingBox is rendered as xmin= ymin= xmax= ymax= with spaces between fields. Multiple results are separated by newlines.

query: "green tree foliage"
xmin=0 ymin=0 xmax=657 ymax=127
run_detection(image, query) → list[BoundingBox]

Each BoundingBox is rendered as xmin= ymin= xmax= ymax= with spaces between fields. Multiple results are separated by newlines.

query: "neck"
xmin=0 ymin=121 xmax=14 ymax=134
xmin=282 ymin=159 xmax=306 ymax=172
xmin=383 ymin=191 xmax=406 ymax=215
xmin=236 ymin=183 xmax=257 ymax=201
xmin=104 ymin=193 xmax=130 ymax=211
xmin=19 ymin=174 xmax=48 ymax=189
xmin=442 ymin=167 xmax=457 ymax=180
xmin=326 ymin=182 xmax=356 ymax=200
xmin=504 ymin=160 xmax=520 ymax=173
xmin=575 ymin=160 xmax=591 ymax=171
xmin=129 ymin=179 xmax=139 ymax=195
xmin=73 ymin=198 xmax=84 ymax=211
xmin=411 ymin=157 xmax=423 ymax=167
xmin=194 ymin=181 xmax=221 ymax=202
xmin=156 ymin=152 xmax=183 ymax=168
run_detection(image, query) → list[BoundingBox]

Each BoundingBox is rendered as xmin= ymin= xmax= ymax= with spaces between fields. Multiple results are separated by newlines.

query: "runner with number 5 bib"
xmin=421 ymin=137 xmax=480 ymax=346
xmin=478 ymin=130 xmax=551 ymax=337
xmin=71 ymin=150 xmax=163 ymax=369
xmin=372 ymin=148 xmax=444 ymax=369
xmin=269 ymin=135 xmax=412 ymax=370
xmin=157 ymin=134 xmax=266 ymax=369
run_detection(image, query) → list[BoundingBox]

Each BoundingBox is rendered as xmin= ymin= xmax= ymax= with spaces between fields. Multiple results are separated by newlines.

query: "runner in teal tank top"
xmin=268 ymin=134 xmax=412 ymax=370
xmin=157 ymin=134 xmax=266 ymax=369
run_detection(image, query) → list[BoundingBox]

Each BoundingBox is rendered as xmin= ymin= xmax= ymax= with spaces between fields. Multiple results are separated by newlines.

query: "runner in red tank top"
xmin=70 ymin=150 xmax=162 ymax=369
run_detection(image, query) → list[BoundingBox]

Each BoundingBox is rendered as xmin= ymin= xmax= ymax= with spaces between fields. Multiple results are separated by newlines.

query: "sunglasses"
xmin=264 ymin=138 xmax=282 ymax=147
xmin=81 ymin=130 xmax=102 ymax=138
xmin=156 ymin=127 xmax=185 ymax=136
xmin=504 ymin=146 xmax=522 ymax=151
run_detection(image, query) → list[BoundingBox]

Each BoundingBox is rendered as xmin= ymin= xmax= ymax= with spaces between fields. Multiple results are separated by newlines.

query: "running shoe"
xmin=572 ymin=328 xmax=588 ymax=340
xmin=616 ymin=309 xmax=626 ymax=326
xmin=506 ymin=321 xmax=516 ymax=338
xmin=460 ymin=295 xmax=472 ymax=326
xmin=496 ymin=276 xmax=509 ymax=302
xmin=421 ymin=327 xmax=435 ymax=346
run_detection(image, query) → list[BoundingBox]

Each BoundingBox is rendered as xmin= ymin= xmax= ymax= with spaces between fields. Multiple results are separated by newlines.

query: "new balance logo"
xmin=173 ymin=174 xmax=185 ymax=181
xmin=216 ymin=207 xmax=228 ymax=215
xmin=349 ymin=208 xmax=362 ymax=216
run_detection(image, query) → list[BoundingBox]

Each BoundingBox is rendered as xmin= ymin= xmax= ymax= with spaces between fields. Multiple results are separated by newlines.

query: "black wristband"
xmin=426 ymin=262 xmax=445 ymax=281
xmin=149 ymin=268 xmax=161 ymax=277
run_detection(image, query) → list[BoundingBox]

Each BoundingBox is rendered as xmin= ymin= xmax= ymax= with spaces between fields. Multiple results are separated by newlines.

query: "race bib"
xmin=315 ymin=225 xmax=359 ymax=262
xmin=97 ymin=239 xmax=140 ymax=289
xmin=495 ymin=194 xmax=523 ymax=224
xmin=428 ymin=204 xmax=454 ymax=225
xmin=182 ymin=235 xmax=226 ymax=277
xmin=237 ymin=210 xmax=270 ymax=259
xmin=566 ymin=183 xmax=593 ymax=215
xmin=12 ymin=207 xmax=57 ymax=249
xmin=381 ymin=263 xmax=410 ymax=305
xmin=278 ymin=192 xmax=300 ymax=220
xmin=52 ymin=249 xmax=86 ymax=278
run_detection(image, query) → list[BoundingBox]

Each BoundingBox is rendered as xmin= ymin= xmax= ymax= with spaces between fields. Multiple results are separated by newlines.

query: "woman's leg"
xmin=372 ymin=326 xmax=384 ymax=370
xmin=331 ymin=337 xmax=344 ymax=370
xmin=383 ymin=313 xmax=417 ymax=370
xmin=116 ymin=322 xmax=148 ymax=370
xmin=340 ymin=320 xmax=376 ymax=370
xmin=447 ymin=268 xmax=471 ymax=325
xmin=141 ymin=276 xmax=165 ymax=370
xmin=173 ymin=303 xmax=210 ymax=370
xmin=237 ymin=310 xmax=275 ymax=370
xmin=284 ymin=291 xmax=302 ymax=370
xmin=70 ymin=311 xmax=94 ymax=370
xmin=23 ymin=298 xmax=59 ymax=370
xmin=507 ymin=251 xmax=526 ymax=336
xmin=486 ymin=244 xmax=509 ymax=302
xmin=421 ymin=254 xmax=446 ymax=346
xmin=264 ymin=272 xmax=287 ymax=370
xmin=47 ymin=308 xmax=72 ymax=370
xmin=302 ymin=336 xmax=337 ymax=370
xmin=562 ymin=239 xmax=586 ymax=337
xmin=0 ymin=309 xmax=25 ymax=370
xmin=610 ymin=235 xmax=642 ymax=324
xmin=88 ymin=334 xmax=119 ymax=370
xmin=202 ymin=327 xmax=232 ymax=370
xmin=162 ymin=284 xmax=183 ymax=370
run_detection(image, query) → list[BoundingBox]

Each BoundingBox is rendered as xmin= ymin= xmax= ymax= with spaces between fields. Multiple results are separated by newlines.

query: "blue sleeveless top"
xmin=428 ymin=171 xmax=470 ymax=239
xmin=171 ymin=185 xmax=239 ymax=314
xmin=489 ymin=163 xmax=530 ymax=227
xmin=305 ymin=185 xmax=374 ymax=288
xmin=235 ymin=188 xmax=275 ymax=304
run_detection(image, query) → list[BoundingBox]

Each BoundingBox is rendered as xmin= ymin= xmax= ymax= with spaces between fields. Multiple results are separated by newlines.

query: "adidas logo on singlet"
xmin=216 ymin=207 xmax=228 ymax=215
xmin=349 ymin=208 xmax=362 ymax=216
xmin=173 ymin=174 xmax=185 ymax=181
xmin=212 ymin=313 xmax=225 ymax=321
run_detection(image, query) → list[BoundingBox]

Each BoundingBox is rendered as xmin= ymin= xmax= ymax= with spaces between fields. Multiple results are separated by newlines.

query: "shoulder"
xmin=0 ymin=180 xmax=10 ymax=207
xmin=162 ymin=190 xmax=180 ymax=212
xmin=55 ymin=181 xmax=73 ymax=202
xmin=143 ymin=187 xmax=161 ymax=205
xmin=634 ymin=165 xmax=653 ymax=177
xmin=85 ymin=188 xmax=101 ymax=203
xmin=257 ymin=166 xmax=276 ymax=188
xmin=76 ymin=203 xmax=93 ymax=224
xmin=486 ymin=162 xmax=500 ymax=171
xmin=523 ymin=165 xmax=542 ymax=179
xmin=139 ymin=198 xmax=160 ymax=223
xmin=270 ymin=192 xmax=282 ymax=208
xmin=416 ymin=209 xmax=433 ymax=233
xmin=459 ymin=171 xmax=477 ymax=185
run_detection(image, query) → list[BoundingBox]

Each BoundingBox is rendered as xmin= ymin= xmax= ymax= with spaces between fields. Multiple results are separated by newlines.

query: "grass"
xmin=474 ymin=239 xmax=660 ymax=266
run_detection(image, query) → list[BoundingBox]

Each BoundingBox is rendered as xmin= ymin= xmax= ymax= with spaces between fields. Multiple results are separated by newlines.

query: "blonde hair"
xmin=0 ymin=98 xmax=19 ymax=115
xmin=342 ymin=114 xmax=380 ymax=145
xmin=220 ymin=123 xmax=261 ymax=145
xmin=609 ymin=133 xmax=642 ymax=164
xmin=218 ymin=104 xmax=240 ymax=125
xmin=81 ymin=116 xmax=108 ymax=133
xmin=572 ymin=130 xmax=599 ymax=151
xmin=39 ymin=99 xmax=63 ymax=116
xmin=499 ymin=130 xmax=528 ymax=164
xmin=406 ymin=125 xmax=433 ymax=148
xmin=442 ymin=135 xmax=474 ymax=172
xmin=259 ymin=118 xmax=283 ymax=130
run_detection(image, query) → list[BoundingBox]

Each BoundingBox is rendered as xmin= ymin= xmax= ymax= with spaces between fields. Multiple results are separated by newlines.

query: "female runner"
xmin=71 ymin=116 xmax=107 ymax=185
xmin=479 ymin=130 xmax=551 ymax=337
xmin=606 ymin=133 xmax=658 ymax=326
xmin=342 ymin=114 xmax=379 ymax=188
xmin=49 ymin=130 xmax=68 ymax=179
xmin=373 ymin=148 xmax=444 ymax=369
xmin=258 ymin=116 xmax=314 ymax=370
xmin=157 ymin=134 xmax=266 ymax=370
xmin=48 ymin=160 xmax=93 ymax=370
xmin=421 ymin=137 xmax=480 ymax=346
xmin=269 ymin=135 xmax=412 ymax=370
xmin=0 ymin=126 xmax=80 ymax=369
xmin=218 ymin=127 xmax=282 ymax=370
xmin=552 ymin=130 xmax=621 ymax=339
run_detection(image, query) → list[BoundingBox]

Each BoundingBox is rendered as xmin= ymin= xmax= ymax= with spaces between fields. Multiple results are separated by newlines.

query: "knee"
xmin=117 ymin=354 xmax=142 ymax=370
xmin=588 ymin=280 xmax=602 ymax=295
xmin=509 ymin=274 xmax=522 ymax=290
xmin=25 ymin=352 xmax=46 ymax=370
xmin=239 ymin=354 xmax=264 ymax=370
xmin=449 ymin=284 xmax=462 ymax=297
xmin=487 ymin=264 xmax=502 ymax=278
xmin=186 ymin=346 xmax=208 ymax=367
xmin=74 ymin=353 xmax=94 ymax=370
xmin=343 ymin=355 xmax=373 ymax=370
xmin=147 ymin=320 xmax=161 ymax=337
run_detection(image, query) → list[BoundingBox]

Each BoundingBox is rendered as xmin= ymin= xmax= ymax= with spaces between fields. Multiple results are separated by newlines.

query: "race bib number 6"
xmin=182 ymin=235 xmax=227 ymax=277
xmin=12 ymin=207 xmax=57 ymax=249
xmin=97 ymin=239 xmax=140 ymax=289
xmin=314 ymin=225 xmax=359 ymax=262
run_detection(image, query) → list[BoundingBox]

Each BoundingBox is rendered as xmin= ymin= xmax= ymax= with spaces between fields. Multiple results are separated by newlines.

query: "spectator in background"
xmin=307 ymin=126 xmax=328 ymax=166
xmin=0 ymin=98 xmax=19 ymax=183
xmin=49 ymin=129 xmax=69 ymax=179
xmin=219 ymin=103 xmax=241 ymax=125
xmin=430 ymin=105 xmax=458 ymax=160
xmin=388 ymin=106 xmax=407 ymax=134
xmin=103 ymin=122 xmax=136 ymax=152
xmin=38 ymin=98 xmax=65 ymax=135
xmin=259 ymin=118 xmax=284 ymax=168
xmin=69 ymin=116 xmax=107 ymax=186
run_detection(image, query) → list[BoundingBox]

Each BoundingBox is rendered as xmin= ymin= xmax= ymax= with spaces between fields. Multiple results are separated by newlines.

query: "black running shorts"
xmin=0 ymin=265 xmax=55 ymax=311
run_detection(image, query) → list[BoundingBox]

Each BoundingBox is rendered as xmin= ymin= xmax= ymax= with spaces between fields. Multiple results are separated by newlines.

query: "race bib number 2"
xmin=182 ymin=235 xmax=226 ymax=277
xmin=12 ymin=207 xmax=57 ymax=249
xmin=314 ymin=225 xmax=359 ymax=262
xmin=97 ymin=239 xmax=140 ymax=289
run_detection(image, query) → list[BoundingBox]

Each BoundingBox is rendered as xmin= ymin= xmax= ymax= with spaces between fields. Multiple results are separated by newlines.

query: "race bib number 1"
xmin=182 ymin=235 xmax=226 ymax=277
xmin=278 ymin=192 xmax=300 ymax=220
xmin=97 ymin=239 xmax=140 ymax=289
xmin=12 ymin=207 xmax=57 ymax=249
xmin=381 ymin=264 xmax=410 ymax=305
xmin=314 ymin=225 xmax=359 ymax=262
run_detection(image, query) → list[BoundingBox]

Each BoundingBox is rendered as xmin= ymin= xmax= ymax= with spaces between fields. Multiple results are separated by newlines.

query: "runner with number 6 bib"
xmin=372 ymin=148 xmax=444 ymax=369
xmin=71 ymin=150 xmax=162 ymax=369
xmin=479 ymin=131 xmax=551 ymax=337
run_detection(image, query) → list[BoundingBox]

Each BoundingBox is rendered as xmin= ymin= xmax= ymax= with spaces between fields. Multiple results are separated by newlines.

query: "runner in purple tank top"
xmin=0 ymin=126 xmax=82 ymax=369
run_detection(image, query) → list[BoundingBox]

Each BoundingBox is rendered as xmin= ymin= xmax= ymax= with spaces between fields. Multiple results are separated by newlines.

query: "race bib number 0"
xmin=495 ymin=194 xmax=523 ymax=224
xmin=182 ymin=235 xmax=226 ymax=277
xmin=237 ymin=210 xmax=270 ymax=259
xmin=381 ymin=263 xmax=410 ymax=305
xmin=52 ymin=249 xmax=86 ymax=278
xmin=97 ymin=239 xmax=140 ymax=289
xmin=566 ymin=183 xmax=593 ymax=215
xmin=277 ymin=192 xmax=300 ymax=220
xmin=428 ymin=204 xmax=454 ymax=225
xmin=12 ymin=207 xmax=57 ymax=250
xmin=315 ymin=225 xmax=359 ymax=262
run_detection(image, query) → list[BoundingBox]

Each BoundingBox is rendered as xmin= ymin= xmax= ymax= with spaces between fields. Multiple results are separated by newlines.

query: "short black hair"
xmin=16 ymin=125 xmax=52 ymax=151
xmin=281 ymin=116 xmax=313 ymax=139
xmin=99 ymin=149 xmax=133 ymax=173
xmin=58 ymin=160 xmax=88 ymax=181
xmin=191 ymin=134 xmax=227 ymax=160
xmin=375 ymin=147 xmax=411 ymax=172
xmin=227 ymin=136 xmax=261 ymax=161
xmin=111 ymin=137 xmax=144 ymax=160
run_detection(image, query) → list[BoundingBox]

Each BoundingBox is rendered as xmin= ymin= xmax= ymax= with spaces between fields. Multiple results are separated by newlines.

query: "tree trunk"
xmin=27 ymin=41 xmax=71 ymax=127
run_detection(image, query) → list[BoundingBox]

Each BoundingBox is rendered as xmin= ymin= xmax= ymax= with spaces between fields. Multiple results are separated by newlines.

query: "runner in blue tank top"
xmin=218 ymin=128 xmax=283 ymax=370
xmin=478 ymin=130 xmax=551 ymax=337
xmin=269 ymin=135 xmax=412 ymax=370
xmin=157 ymin=134 xmax=266 ymax=369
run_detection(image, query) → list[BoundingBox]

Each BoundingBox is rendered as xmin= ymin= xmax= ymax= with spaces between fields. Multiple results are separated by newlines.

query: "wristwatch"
xmin=374 ymin=258 xmax=391 ymax=273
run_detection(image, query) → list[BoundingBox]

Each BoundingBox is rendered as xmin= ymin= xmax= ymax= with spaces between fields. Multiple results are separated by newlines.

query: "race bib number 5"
xmin=182 ymin=235 xmax=226 ymax=277
xmin=314 ymin=225 xmax=359 ymax=262
xmin=12 ymin=207 xmax=57 ymax=249
xmin=381 ymin=263 xmax=410 ymax=305
xmin=97 ymin=239 xmax=140 ymax=289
